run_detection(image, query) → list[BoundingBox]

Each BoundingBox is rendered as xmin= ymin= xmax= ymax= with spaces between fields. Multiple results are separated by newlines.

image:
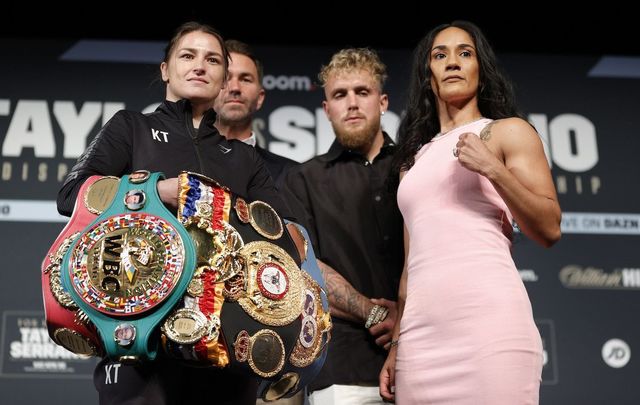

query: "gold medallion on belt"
xmin=47 ymin=233 xmax=80 ymax=310
xmin=84 ymin=176 xmax=119 ymax=215
xmin=236 ymin=200 xmax=284 ymax=240
xmin=187 ymin=221 xmax=245 ymax=284
xmin=289 ymin=271 xmax=332 ymax=368
xmin=237 ymin=241 xmax=304 ymax=326
xmin=234 ymin=329 xmax=286 ymax=378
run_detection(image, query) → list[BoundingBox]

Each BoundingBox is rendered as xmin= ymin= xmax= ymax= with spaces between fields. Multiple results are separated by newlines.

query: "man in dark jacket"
xmin=213 ymin=38 xmax=302 ymax=405
xmin=213 ymin=40 xmax=297 ymax=189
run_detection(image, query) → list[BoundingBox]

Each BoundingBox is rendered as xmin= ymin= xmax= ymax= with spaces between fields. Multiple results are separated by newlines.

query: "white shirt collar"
xmin=241 ymin=132 xmax=257 ymax=147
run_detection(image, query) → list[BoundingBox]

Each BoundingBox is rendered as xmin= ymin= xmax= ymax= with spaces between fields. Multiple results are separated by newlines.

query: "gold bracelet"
xmin=389 ymin=339 xmax=399 ymax=348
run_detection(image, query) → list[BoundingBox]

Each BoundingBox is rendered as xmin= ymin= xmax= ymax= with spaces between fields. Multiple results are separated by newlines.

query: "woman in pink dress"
xmin=379 ymin=21 xmax=561 ymax=404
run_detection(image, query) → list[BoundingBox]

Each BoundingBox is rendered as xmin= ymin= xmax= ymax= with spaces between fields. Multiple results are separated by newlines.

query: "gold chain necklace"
xmin=432 ymin=117 xmax=485 ymax=140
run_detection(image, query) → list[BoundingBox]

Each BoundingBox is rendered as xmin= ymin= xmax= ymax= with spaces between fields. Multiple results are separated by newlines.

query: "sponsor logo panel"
xmin=559 ymin=265 xmax=640 ymax=290
xmin=0 ymin=311 xmax=96 ymax=378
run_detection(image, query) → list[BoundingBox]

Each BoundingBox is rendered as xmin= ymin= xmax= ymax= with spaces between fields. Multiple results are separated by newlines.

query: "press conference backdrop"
xmin=0 ymin=39 xmax=638 ymax=404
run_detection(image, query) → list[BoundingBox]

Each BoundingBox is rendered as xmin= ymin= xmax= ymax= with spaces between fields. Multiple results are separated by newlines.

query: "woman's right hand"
xmin=379 ymin=346 xmax=397 ymax=402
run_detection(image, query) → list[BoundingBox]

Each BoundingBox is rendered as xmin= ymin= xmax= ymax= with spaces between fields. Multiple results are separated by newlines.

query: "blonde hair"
xmin=318 ymin=48 xmax=387 ymax=90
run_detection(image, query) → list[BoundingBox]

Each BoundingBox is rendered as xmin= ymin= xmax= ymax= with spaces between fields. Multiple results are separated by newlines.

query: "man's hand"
xmin=368 ymin=298 xmax=397 ymax=347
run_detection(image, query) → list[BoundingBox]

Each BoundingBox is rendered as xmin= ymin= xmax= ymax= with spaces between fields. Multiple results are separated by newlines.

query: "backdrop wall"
xmin=1 ymin=39 xmax=638 ymax=404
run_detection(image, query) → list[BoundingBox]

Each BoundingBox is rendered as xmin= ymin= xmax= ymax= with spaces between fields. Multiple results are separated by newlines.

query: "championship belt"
xmin=42 ymin=175 xmax=119 ymax=356
xmin=161 ymin=172 xmax=330 ymax=399
xmin=60 ymin=171 xmax=196 ymax=361
xmin=257 ymin=221 xmax=331 ymax=401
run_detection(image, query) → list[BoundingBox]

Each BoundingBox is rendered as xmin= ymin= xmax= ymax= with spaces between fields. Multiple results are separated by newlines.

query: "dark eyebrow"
xmin=179 ymin=47 xmax=223 ymax=58
xmin=431 ymin=43 xmax=475 ymax=53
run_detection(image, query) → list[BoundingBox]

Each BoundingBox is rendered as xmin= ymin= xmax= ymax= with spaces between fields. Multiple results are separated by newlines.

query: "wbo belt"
xmin=257 ymin=221 xmax=331 ymax=401
xmin=42 ymin=175 xmax=119 ymax=357
xmin=60 ymin=171 xmax=196 ymax=361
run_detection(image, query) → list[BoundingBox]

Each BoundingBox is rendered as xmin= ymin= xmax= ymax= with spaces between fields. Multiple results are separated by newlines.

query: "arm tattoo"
xmin=479 ymin=120 xmax=497 ymax=142
xmin=318 ymin=260 xmax=369 ymax=322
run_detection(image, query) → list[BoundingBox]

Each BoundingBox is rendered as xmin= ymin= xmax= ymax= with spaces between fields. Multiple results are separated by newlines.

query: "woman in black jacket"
xmin=57 ymin=21 xmax=288 ymax=405
xmin=58 ymin=21 xmax=288 ymax=218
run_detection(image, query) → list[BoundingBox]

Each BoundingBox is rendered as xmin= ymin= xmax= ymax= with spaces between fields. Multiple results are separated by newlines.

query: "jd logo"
xmin=602 ymin=338 xmax=631 ymax=368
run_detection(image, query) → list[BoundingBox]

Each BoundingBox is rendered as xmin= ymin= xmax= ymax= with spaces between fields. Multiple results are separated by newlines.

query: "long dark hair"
xmin=393 ymin=20 xmax=523 ymax=172
xmin=163 ymin=21 xmax=231 ymax=82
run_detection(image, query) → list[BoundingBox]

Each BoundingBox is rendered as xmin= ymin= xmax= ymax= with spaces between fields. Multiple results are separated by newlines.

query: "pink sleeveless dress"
xmin=395 ymin=119 xmax=542 ymax=404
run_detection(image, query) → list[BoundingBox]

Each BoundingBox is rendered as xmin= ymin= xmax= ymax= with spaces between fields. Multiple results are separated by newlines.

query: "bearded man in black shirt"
xmin=283 ymin=48 xmax=404 ymax=405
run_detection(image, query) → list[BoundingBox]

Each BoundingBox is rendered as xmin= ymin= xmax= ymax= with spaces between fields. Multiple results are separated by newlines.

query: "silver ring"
xmin=453 ymin=147 xmax=459 ymax=158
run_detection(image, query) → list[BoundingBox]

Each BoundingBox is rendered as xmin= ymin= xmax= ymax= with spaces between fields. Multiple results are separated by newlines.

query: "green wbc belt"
xmin=61 ymin=171 xmax=195 ymax=361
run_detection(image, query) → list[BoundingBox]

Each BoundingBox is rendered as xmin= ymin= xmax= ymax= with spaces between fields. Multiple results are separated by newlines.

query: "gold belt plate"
xmin=237 ymin=241 xmax=304 ymax=326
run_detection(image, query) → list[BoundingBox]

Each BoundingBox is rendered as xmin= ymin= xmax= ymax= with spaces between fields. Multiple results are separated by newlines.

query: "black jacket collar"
xmin=320 ymin=131 xmax=396 ymax=163
xmin=157 ymin=99 xmax=218 ymax=128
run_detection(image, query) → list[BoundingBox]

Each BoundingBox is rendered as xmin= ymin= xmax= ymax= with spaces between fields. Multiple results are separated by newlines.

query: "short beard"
xmin=333 ymin=119 xmax=380 ymax=152
xmin=218 ymin=112 xmax=251 ymax=127
xmin=216 ymin=105 xmax=252 ymax=126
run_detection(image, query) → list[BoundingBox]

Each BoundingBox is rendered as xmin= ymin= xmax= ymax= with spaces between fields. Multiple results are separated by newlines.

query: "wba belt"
xmin=161 ymin=172 xmax=331 ymax=401
xmin=59 ymin=171 xmax=196 ymax=361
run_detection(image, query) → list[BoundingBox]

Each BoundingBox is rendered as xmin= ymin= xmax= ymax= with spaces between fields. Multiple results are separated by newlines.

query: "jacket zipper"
xmin=185 ymin=112 xmax=205 ymax=173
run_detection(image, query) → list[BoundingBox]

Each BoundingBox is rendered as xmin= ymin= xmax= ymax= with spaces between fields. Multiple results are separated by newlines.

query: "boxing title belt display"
xmin=257 ymin=220 xmax=331 ymax=401
xmin=60 ymin=171 xmax=196 ymax=361
xmin=42 ymin=175 xmax=119 ymax=356
xmin=161 ymin=172 xmax=331 ymax=401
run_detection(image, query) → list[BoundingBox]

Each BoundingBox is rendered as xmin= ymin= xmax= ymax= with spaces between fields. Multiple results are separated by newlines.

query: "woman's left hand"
xmin=379 ymin=347 xmax=397 ymax=402
xmin=157 ymin=177 xmax=179 ymax=209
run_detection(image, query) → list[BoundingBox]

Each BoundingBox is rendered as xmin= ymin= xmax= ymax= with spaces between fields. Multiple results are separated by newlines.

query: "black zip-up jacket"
xmin=57 ymin=99 xmax=289 ymax=218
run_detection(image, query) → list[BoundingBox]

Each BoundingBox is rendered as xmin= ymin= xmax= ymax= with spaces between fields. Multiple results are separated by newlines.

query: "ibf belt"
xmin=257 ymin=221 xmax=332 ymax=402
xmin=42 ymin=175 xmax=119 ymax=357
xmin=60 ymin=171 xmax=196 ymax=361
xmin=162 ymin=172 xmax=233 ymax=366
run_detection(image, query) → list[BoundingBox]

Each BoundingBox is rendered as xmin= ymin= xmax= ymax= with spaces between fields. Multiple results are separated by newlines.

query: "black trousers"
xmin=94 ymin=356 xmax=259 ymax=405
